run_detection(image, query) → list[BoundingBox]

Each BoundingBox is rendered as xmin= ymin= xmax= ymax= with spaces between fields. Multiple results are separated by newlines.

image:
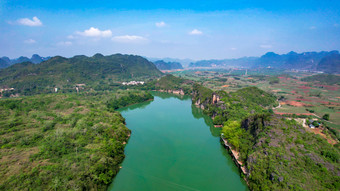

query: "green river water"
xmin=109 ymin=92 xmax=248 ymax=191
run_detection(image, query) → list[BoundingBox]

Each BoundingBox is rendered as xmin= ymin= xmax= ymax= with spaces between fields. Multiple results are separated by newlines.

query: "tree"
xmin=221 ymin=120 xmax=243 ymax=150
xmin=322 ymin=114 xmax=330 ymax=120
xmin=213 ymin=115 xmax=223 ymax=125
xmin=269 ymin=77 xmax=279 ymax=84
xmin=312 ymin=121 xmax=319 ymax=127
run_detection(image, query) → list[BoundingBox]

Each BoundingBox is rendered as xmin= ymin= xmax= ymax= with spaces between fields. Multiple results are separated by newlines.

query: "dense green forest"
xmin=0 ymin=91 xmax=152 ymax=190
xmin=0 ymin=54 xmax=162 ymax=96
xmin=107 ymin=91 xmax=153 ymax=110
xmin=191 ymin=82 xmax=339 ymax=191
xmin=301 ymin=74 xmax=340 ymax=85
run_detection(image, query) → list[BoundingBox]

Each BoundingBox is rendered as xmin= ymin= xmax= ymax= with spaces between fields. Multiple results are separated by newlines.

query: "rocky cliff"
xmin=191 ymin=84 xmax=226 ymax=119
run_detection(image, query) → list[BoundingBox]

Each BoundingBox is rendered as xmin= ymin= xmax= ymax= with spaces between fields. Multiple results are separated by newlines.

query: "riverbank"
xmin=151 ymin=89 xmax=249 ymax=186
xmin=220 ymin=136 xmax=247 ymax=175
xmin=162 ymin=87 xmax=250 ymax=185
xmin=191 ymin=103 xmax=250 ymax=188
xmin=109 ymin=93 xmax=248 ymax=191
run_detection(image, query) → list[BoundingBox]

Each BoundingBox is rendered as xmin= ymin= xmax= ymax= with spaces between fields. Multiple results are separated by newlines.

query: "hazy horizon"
xmin=1 ymin=0 xmax=340 ymax=60
xmin=2 ymin=49 xmax=340 ymax=63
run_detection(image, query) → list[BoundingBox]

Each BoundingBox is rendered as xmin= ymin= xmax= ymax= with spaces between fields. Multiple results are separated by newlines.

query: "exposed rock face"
xmin=194 ymin=98 xmax=203 ymax=108
xmin=193 ymin=97 xmax=206 ymax=110
xmin=192 ymin=88 xmax=225 ymax=110
xmin=172 ymin=89 xmax=185 ymax=95
xmin=158 ymin=89 xmax=185 ymax=95
xmin=212 ymin=93 xmax=220 ymax=104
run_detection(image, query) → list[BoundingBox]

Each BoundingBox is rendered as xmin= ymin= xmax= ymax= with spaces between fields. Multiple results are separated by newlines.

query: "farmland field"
xmin=170 ymin=69 xmax=340 ymax=142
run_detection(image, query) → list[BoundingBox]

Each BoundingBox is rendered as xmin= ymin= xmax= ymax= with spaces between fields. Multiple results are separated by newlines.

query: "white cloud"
xmin=24 ymin=39 xmax=36 ymax=44
xmin=230 ymin=47 xmax=237 ymax=50
xmin=309 ymin=26 xmax=316 ymax=30
xmin=189 ymin=29 xmax=203 ymax=35
xmin=156 ymin=21 xmax=166 ymax=27
xmin=17 ymin=16 xmax=42 ymax=26
xmin=112 ymin=35 xmax=147 ymax=43
xmin=76 ymin=27 xmax=112 ymax=38
xmin=260 ymin=44 xmax=272 ymax=49
xmin=57 ymin=41 xmax=72 ymax=46
xmin=67 ymin=35 xmax=75 ymax=39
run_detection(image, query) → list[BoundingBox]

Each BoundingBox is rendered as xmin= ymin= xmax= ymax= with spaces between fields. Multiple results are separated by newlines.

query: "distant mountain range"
xmin=0 ymin=54 xmax=50 ymax=69
xmin=153 ymin=60 xmax=183 ymax=70
xmin=189 ymin=50 xmax=340 ymax=73
xmin=2 ymin=50 xmax=339 ymax=74
xmin=0 ymin=53 xmax=162 ymax=95
xmin=147 ymin=57 xmax=194 ymax=68
xmin=189 ymin=57 xmax=258 ymax=68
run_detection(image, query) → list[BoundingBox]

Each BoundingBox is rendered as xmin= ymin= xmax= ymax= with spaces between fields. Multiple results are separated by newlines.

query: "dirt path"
xmin=299 ymin=119 xmax=337 ymax=145
xmin=273 ymin=101 xmax=281 ymax=109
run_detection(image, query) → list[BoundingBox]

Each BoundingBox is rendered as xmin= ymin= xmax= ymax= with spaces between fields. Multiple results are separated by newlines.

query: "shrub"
xmin=322 ymin=114 xmax=330 ymax=120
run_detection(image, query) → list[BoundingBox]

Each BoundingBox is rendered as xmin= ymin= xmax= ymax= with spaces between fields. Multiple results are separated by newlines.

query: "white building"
xmin=122 ymin=81 xmax=145 ymax=85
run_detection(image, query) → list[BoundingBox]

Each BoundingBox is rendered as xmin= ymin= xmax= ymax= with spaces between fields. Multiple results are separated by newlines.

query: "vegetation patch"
xmin=0 ymin=91 xmax=150 ymax=190
xmin=301 ymin=74 xmax=340 ymax=85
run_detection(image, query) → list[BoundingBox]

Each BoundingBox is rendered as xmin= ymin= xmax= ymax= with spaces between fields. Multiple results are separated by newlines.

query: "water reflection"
xmin=220 ymin=145 xmax=242 ymax=175
xmin=191 ymin=104 xmax=221 ymax=137
xmin=191 ymin=104 xmax=204 ymax=119
xmin=118 ymin=100 xmax=153 ymax=112
xmin=150 ymin=91 xmax=190 ymax=100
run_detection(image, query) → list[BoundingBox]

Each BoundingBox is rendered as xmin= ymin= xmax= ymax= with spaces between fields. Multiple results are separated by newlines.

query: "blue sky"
xmin=1 ymin=0 xmax=340 ymax=60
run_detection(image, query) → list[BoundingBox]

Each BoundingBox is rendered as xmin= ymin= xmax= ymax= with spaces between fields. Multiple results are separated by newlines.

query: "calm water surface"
xmin=109 ymin=92 xmax=248 ymax=191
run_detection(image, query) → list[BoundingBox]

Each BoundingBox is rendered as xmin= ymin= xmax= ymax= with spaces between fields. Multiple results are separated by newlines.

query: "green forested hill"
xmin=144 ymin=74 xmax=194 ymax=94
xmin=0 ymin=54 xmax=162 ymax=95
xmin=0 ymin=91 xmax=152 ymax=190
xmin=234 ymin=115 xmax=340 ymax=190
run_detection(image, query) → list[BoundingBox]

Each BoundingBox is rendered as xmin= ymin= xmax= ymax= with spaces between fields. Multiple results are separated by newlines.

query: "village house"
xmin=122 ymin=81 xmax=145 ymax=85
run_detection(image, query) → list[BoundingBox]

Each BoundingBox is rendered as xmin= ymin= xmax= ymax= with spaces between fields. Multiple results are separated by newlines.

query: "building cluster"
xmin=0 ymin=88 xmax=14 ymax=92
xmin=0 ymin=88 xmax=15 ymax=98
xmin=308 ymin=119 xmax=321 ymax=129
xmin=122 ymin=81 xmax=145 ymax=85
